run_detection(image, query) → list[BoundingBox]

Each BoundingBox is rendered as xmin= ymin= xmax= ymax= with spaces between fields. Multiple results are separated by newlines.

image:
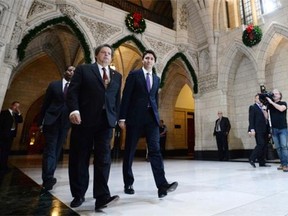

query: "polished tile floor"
xmin=2 ymin=155 xmax=288 ymax=216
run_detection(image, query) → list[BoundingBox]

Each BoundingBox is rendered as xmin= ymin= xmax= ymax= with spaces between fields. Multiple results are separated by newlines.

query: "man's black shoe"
xmin=249 ymin=161 xmax=256 ymax=168
xmin=42 ymin=178 xmax=57 ymax=191
xmin=70 ymin=197 xmax=85 ymax=208
xmin=95 ymin=195 xmax=119 ymax=211
xmin=158 ymin=181 xmax=178 ymax=198
xmin=259 ymin=164 xmax=271 ymax=167
xmin=124 ymin=185 xmax=135 ymax=194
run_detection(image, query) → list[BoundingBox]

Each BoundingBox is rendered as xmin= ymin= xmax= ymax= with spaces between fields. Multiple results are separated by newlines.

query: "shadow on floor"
xmin=0 ymin=166 xmax=78 ymax=216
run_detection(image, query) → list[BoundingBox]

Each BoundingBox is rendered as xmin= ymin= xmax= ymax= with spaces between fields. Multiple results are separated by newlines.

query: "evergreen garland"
xmin=17 ymin=16 xmax=92 ymax=63
xmin=160 ymin=52 xmax=198 ymax=93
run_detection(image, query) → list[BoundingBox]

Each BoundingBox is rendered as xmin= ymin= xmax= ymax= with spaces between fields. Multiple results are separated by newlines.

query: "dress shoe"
xmin=124 ymin=185 xmax=135 ymax=194
xmin=42 ymin=177 xmax=57 ymax=191
xmin=259 ymin=164 xmax=271 ymax=167
xmin=158 ymin=181 xmax=178 ymax=198
xmin=70 ymin=197 xmax=85 ymax=208
xmin=249 ymin=161 xmax=256 ymax=168
xmin=95 ymin=195 xmax=119 ymax=210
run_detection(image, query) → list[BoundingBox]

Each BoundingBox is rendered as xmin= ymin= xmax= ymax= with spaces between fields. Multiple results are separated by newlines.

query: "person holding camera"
xmin=266 ymin=89 xmax=288 ymax=172
xmin=248 ymin=94 xmax=270 ymax=168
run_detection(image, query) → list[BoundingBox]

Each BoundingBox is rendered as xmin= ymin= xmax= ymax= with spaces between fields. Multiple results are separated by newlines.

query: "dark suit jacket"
xmin=248 ymin=103 xmax=268 ymax=133
xmin=213 ymin=116 xmax=231 ymax=135
xmin=66 ymin=63 xmax=122 ymax=127
xmin=119 ymin=69 xmax=160 ymax=126
xmin=39 ymin=80 xmax=70 ymax=129
xmin=0 ymin=109 xmax=23 ymax=139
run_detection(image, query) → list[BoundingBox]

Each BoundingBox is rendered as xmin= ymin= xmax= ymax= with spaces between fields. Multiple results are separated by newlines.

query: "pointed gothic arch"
xmin=160 ymin=52 xmax=198 ymax=93
xmin=111 ymin=35 xmax=146 ymax=53
xmin=17 ymin=16 xmax=92 ymax=63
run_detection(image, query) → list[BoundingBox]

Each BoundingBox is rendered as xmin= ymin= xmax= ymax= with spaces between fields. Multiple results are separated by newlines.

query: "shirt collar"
xmin=142 ymin=67 xmax=152 ymax=75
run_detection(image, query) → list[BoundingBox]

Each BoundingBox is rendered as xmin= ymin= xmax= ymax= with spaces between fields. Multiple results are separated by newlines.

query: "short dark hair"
xmin=95 ymin=44 xmax=114 ymax=58
xmin=11 ymin=101 xmax=20 ymax=105
xmin=142 ymin=50 xmax=157 ymax=62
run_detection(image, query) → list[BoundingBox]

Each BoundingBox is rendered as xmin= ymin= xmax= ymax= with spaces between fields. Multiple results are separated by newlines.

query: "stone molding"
xmin=27 ymin=0 xmax=53 ymax=19
xmin=198 ymin=73 xmax=217 ymax=93
xmin=80 ymin=16 xmax=121 ymax=45
xmin=145 ymin=37 xmax=175 ymax=61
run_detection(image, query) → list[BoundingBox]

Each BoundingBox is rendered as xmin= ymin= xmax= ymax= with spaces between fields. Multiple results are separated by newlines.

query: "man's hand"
xmin=248 ymin=131 xmax=255 ymax=137
xmin=266 ymin=97 xmax=273 ymax=104
xmin=70 ymin=113 xmax=81 ymax=125
xmin=118 ymin=121 xmax=126 ymax=130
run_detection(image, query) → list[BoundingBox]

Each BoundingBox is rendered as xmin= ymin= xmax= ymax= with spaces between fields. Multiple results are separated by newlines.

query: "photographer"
xmin=266 ymin=89 xmax=288 ymax=172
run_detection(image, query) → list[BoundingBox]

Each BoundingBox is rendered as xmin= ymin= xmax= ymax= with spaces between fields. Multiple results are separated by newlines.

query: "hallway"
xmin=1 ymin=155 xmax=288 ymax=216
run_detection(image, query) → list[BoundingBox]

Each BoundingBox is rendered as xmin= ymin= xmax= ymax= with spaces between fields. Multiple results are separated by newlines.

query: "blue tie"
xmin=146 ymin=73 xmax=151 ymax=92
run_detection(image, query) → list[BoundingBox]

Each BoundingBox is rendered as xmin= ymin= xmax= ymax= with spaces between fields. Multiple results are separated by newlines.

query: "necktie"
xmin=63 ymin=82 xmax=69 ymax=99
xmin=216 ymin=119 xmax=221 ymax=132
xmin=102 ymin=67 xmax=109 ymax=88
xmin=146 ymin=73 xmax=151 ymax=92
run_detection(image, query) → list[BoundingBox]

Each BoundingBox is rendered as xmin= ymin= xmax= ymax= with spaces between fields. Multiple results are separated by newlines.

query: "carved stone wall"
xmin=27 ymin=0 xmax=53 ymax=19
xmin=145 ymin=37 xmax=175 ymax=60
xmin=198 ymin=73 xmax=217 ymax=93
xmin=80 ymin=16 xmax=121 ymax=46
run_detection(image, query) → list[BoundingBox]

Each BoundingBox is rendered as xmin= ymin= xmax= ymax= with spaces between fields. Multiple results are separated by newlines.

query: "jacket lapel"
xmin=92 ymin=63 xmax=106 ymax=88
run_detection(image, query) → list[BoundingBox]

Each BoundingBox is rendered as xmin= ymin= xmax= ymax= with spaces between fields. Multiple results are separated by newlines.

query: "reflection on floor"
xmin=2 ymin=155 xmax=288 ymax=216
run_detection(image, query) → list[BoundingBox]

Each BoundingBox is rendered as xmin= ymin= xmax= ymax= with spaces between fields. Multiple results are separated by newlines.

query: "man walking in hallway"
xmin=118 ymin=50 xmax=178 ymax=198
xmin=39 ymin=66 xmax=75 ymax=191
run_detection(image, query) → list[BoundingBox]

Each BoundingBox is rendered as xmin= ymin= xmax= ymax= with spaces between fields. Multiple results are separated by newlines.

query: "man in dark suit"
xmin=213 ymin=111 xmax=231 ymax=161
xmin=248 ymin=94 xmax=270 ymax=168
xmin=66 ymin=44 xmax=121 ymax=211
xmin=0 ymin=101 xmax=23 ymax=174
xmin=38 ymin=65 xmax=75 ymax=191
xmin=118 ymin=50 xmax=178 ymax=198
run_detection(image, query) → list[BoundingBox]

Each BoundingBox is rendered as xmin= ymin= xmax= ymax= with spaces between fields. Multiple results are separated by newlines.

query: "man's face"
xmin=217 ymin=112 xmax=223 ymax=118
xmin=272 ymin=90 xmax=281 ymax=101
xmin=11 ymin=102 xmax=20 ymax=112
xmin=64 ymin=66 xmax=75 ymax=81
xmin=255 ymin=95 xmax=261 ymax=104
xmin=142 ymin=53 xmax=155 ymax=71
xmin=96 ymin=46 xmax=112 ymax=66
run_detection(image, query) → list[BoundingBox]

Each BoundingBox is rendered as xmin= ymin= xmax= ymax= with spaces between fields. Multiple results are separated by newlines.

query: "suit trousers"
xmin=0 ymin=136 xmax=13 ymax=170
xmin=215 ymin=132 xmax=229 ymax=160
xmin=69 ymin=111 xmax=113 ymax=200
xmin=42 ymin=119 xmax=69 ymax=183
xmin=123 ymin=108 xmax=167 ymax=189
xmin=250 ymin=132 xmax=268 ymax=165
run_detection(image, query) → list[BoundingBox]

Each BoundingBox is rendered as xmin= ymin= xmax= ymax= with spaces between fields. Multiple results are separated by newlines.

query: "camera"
xmin=259 ymin=85 xmax=274 ymax=105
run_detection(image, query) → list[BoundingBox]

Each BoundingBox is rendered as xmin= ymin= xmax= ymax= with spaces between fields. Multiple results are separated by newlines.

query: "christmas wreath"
xmin=242 ymin=24 xmax=262 ymax=47
xmin=125 ymin=12 xmax=146 ymax=34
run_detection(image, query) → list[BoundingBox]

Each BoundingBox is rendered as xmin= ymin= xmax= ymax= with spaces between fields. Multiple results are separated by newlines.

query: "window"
xmin=239 ymin=0 xmax=280 ymax=25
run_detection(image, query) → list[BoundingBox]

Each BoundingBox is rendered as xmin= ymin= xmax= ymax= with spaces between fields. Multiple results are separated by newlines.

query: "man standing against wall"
xmin=213 ymin=111 xmax=231 ymax=161
xmin=0 ymin=101 xmax=23 ymax=174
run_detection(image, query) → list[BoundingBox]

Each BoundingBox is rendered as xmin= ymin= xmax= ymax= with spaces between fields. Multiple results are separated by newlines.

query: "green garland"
xmin=125 ymin=12 xmax=146 ymax=34
xmin=242 ymin=24 xmax=262 ymax=47
xmin=17 ymin=16 xmax=92 ymax=63
xmin=112 ymin=35 xmax=145 ymax=52
xmin=160 ymin=52 xmax=198 ymax=93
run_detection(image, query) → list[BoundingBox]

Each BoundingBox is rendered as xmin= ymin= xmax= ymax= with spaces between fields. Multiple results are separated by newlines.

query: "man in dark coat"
xmin=248 ymin=94 xmax=270 ymax=168
xmin=67 ymin=44 xmax=121 ymax=210
xmin=213 ymin=111 xmax=231 ymax=161
xmin=38 ymin=65 xmax=75 ymax=191
xmin=0 ymin=101 xmax=23 ymax=174
xmin=118 ymin=50 xmax=178 ymax=198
